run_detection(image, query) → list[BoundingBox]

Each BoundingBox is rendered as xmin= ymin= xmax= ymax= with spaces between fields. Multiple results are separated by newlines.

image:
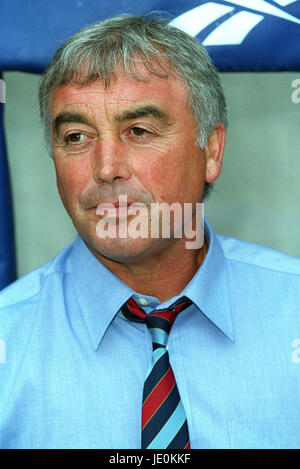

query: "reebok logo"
xmin=170 ymin=0 xmax=300 ymax=45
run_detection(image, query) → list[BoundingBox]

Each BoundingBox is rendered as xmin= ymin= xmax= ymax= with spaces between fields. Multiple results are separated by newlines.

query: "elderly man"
xmin=1 ymin=15 xmax=300 ymax=450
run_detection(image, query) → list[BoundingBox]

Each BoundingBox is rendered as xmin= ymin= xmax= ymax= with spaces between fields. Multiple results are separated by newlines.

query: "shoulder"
xmin=0 ymin=241 xmax=75 ymax=312
xmin=217 ymin=233 xmax=300 ymax=276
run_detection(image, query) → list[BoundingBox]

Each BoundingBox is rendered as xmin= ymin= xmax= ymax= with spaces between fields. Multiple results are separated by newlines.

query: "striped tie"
xmin=121 ymin=296 xmax=192 ymax=449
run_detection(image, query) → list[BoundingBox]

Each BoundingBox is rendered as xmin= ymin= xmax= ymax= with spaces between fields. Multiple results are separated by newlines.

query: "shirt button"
xmin=138 ymin=298 xmax=148 ymax=306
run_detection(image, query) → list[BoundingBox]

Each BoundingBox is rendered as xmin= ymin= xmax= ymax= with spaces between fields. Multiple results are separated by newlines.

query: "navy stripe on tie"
xmin=152 ymin=342 xmax=164 ymax=351
xmin=143 ymin=352 xmax=169 ymax=400
xmin=142 ymin=384 xmax=180 ymax=448
xmin=146 ymin=315 xmax=172 ymax=335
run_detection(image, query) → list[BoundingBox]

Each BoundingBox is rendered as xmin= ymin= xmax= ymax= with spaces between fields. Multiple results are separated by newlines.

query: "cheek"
xmin=138 ymin=148 xmax=190 ymax=202
xmin=146 ymin=152 xmax=205 ymax=204
xmin=55 ymin=158 xmax=90 ymax=202
xmin=136 ymin=159 xmax=174 ymax=203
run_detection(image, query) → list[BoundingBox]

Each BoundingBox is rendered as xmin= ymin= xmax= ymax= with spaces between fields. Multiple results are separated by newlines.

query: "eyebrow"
xmin=114 ymin=105 xmax=172 ymax=125
xmin=53 ymin=112 xmax=91 ymax=135
xmin=53 ymin=105 xmax=172 ymax=135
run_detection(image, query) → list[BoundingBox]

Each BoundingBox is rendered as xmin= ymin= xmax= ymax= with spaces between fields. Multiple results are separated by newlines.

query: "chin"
xmin=85 ymin=235 xmax=162 ymax=264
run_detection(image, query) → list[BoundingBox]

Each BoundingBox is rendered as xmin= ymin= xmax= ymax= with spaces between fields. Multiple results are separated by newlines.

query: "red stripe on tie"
xmin=185 ymin=441 xmax=190 ymax=449
xmin=142 ymin=366 xmax=175 ymax=429
xmin=127 ymin=297 xmax=146 ymax=320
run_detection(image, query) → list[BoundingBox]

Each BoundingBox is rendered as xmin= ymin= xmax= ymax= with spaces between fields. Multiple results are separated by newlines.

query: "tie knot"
xmin=121 ymin=296 xmax=192 ymax=349
xmin=145 ymin=310 xmax=176 ymax=348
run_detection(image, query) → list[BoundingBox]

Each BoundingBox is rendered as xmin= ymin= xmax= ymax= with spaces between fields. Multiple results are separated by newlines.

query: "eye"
xmin=61 ymin=131 xmax=95 ymax=154
xmin=64 ymin=132 xmax=86 ymax=145
xmin=129 ymin=126 xmax=151 ymax=140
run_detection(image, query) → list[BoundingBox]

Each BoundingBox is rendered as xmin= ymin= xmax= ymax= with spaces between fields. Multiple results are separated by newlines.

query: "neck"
xmin=88 ymin=238 xmax=208 ymax=303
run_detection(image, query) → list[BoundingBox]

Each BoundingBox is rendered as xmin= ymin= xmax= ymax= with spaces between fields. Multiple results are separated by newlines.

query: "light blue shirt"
xmin=1 ymin=220 xmax=300 ymax=449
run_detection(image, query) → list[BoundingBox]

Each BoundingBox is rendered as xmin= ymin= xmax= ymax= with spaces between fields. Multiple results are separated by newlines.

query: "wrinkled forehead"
xmin=49 ymin=62 xmax=190 ymax=120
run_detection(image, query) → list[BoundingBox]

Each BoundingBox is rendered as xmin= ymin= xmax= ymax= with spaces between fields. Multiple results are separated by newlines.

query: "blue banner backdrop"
xmin=0 ymin=0 xmax=300 ymax=72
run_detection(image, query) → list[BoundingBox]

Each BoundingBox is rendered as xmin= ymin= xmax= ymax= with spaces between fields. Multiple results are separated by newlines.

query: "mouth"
xmin=95 ymin=200 xmax=140 ymax=218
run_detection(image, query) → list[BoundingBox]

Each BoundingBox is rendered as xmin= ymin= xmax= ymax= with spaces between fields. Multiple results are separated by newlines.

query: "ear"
xmin=204 ymin=124 xmax=226 ymax=183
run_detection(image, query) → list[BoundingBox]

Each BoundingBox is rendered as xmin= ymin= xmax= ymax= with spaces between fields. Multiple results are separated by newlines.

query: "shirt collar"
xmin=70 ymin=218 xmax=234 ymax=350
xmin=181 ymin=219 xmax=234 ymax=342
xmin=70 ymin=238 xmax=134 ymax=350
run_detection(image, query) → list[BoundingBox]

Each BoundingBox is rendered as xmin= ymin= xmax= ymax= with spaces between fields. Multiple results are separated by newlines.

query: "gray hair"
xmin=39 ymin=14 xmax=228 ymax=197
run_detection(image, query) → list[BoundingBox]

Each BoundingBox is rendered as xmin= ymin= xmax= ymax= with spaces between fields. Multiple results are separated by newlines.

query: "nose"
xmin=92 ymin=135 xmax=131 ymax=184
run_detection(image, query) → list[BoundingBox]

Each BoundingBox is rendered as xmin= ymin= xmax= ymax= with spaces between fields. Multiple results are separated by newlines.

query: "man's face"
xmin=50 ymin=64 xmax=220 ymax=263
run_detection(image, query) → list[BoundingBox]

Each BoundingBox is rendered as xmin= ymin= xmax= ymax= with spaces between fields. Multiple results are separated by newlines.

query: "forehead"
xmin=49 ymin=65 xmax=190 ymax=119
